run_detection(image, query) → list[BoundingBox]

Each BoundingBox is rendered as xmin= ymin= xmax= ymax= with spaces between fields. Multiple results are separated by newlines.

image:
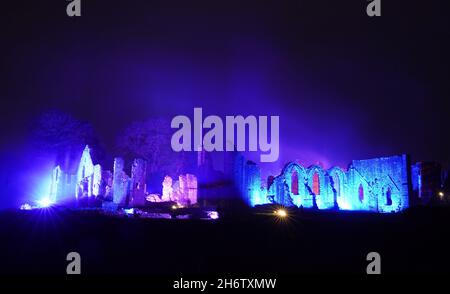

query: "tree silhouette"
xmin=33 ymin=110 xmax=95 ymax=154
xmin=116 ymin=118 xmax=194 ymax=176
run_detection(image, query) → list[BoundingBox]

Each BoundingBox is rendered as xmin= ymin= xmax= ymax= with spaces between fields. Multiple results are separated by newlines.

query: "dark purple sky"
xmin=1 ymin=0 xmax=450 ymax=178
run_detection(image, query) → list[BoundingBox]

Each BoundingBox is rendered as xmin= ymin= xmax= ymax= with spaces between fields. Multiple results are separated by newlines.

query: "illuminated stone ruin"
xmin=237 ymin=154 xmax=411 ymax=213
xmin=49 ymin=165 xmax=76 ymax=203
xmin=130 ymin=159 xmax=147 ymax=206
xmin=231 ymin=153 xmax=266 ymax=207
xmin=50 ymin=145 xmax=198 ymax=208
xmin=161 ymin=174 xmax=198 ymax=205
xmin=76 ymin=145 xmax=97 ymax=198
xmin=113 ymin=157 xmax=129 ymax=205
xmin=185 ymin=174 xmax=198 ymax=205
xmin=50 ymin=145 xmax=414 ymax=213
xmin=175 ymin=174 xmax=198 ymax=205
xmin=50 ymin=146 xmax=113 ymax=205
xmin=161 ymin=175 xmax=174 ymax=202
xmin=102 ymin=170 xmax=113 ymax=200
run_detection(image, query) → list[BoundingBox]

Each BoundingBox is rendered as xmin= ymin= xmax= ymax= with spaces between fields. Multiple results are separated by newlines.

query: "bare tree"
xmin=33 ymin=110 xmax=95 ymax=153
xmin=116 ymin=118 xmax=193 ymax=175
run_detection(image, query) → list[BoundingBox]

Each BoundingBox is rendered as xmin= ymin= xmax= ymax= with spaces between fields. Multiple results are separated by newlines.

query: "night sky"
xmin=1 ymin=0 xmax=449 ymax=207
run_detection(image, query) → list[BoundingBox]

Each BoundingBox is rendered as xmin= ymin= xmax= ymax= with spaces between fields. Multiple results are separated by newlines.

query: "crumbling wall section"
xmin=131 ymin=159 xmax=147 ymax=206
xmin=113 ymin=157 xmax=129 ymax=205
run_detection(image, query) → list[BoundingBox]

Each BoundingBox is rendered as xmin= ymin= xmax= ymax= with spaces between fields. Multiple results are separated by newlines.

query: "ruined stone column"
xmin=131 ymin=158 xmax=147 ymax=206
xmin=113 ymin=157 xmax=127 ymax=205
xmin=93 ymin=164 xmax=102 ymax=197
xmin=186 ymin=174 xmax=198 ymax=205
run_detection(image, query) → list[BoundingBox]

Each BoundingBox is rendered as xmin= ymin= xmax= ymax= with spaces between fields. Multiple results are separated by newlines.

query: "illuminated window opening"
xmin=312 ymin=172 xmax=320 ymax=195
xmin=358 ymin=184 xmax=364 ymax=202
xmin=291 ymin=171 xmax=299 ymax=195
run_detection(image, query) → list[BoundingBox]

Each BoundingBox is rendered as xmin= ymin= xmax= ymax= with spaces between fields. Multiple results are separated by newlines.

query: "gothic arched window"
xmin=291 ymin=171 xmax=299 ymax=195
xmin=358 ymin=184 xmax=364 ymax=202
xmin=312 ymin=172 xmax=320 ymax=195
xmin=386 ymin=187 xmax=392 ymax=206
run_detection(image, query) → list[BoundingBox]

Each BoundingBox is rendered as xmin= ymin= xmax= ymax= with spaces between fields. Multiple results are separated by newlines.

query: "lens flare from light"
xmin=274 ymin=209 xmax=288 ymax=218
xmin=37 ymin=197 xmax=52 ymax=208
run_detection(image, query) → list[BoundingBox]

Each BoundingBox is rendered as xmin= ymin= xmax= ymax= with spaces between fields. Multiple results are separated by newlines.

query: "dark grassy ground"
xmin=0 ymin=205 xmax=449 ymax=275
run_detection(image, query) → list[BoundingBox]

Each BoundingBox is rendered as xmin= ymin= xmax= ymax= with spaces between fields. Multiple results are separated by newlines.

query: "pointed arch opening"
xmin=312 ymin=172 xmax=320 ymax=195
xmin=386 ymin=187 xmax=392 ymax=206
xmin=358 ymin=184 xmax=364 ymax=202
xmin=291 ymin=171 xmax=299 ymax=195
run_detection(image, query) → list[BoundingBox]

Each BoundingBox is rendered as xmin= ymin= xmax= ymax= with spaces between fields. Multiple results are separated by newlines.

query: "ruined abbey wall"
xmin=238 ymin=154 xmax=411 ymax=213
